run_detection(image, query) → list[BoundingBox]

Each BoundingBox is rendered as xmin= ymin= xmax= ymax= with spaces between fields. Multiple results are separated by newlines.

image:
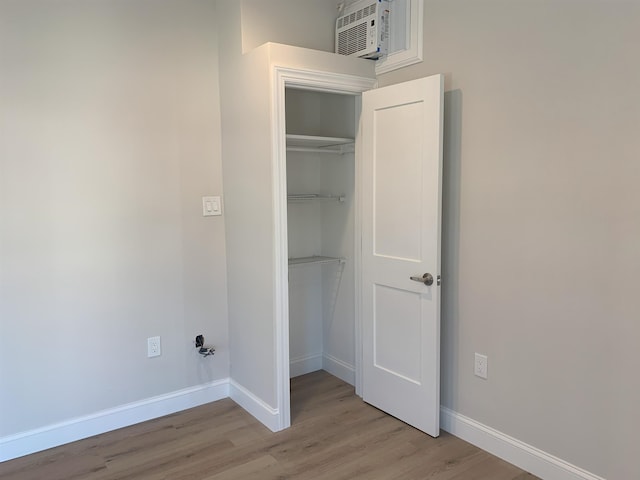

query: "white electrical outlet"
xmin=147 ymin=336 xmax=161 ymax=358
xmin=474 ymin=353 xmax=488 ymax=379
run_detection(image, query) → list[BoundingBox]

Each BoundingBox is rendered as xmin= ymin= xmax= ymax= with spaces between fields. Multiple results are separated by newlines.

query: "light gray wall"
xmin=241 ymin=0 xmax=338 ymax=53
xmin=378 ymin=2 xmax=640 ymax=479
xmin=0 ymin=0 xmax=229 ymax=436
xmin=216 ymin=2 xmax=278 ymax=406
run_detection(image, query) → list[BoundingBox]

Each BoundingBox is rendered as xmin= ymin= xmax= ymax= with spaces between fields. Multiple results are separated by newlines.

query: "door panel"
xmin=373 ymin=101 xmax=424 ymax=261
xmin=361 ymin=74 xmax=443 ymax=436
xmin=374 ymin=284 xmax=422 ymax=382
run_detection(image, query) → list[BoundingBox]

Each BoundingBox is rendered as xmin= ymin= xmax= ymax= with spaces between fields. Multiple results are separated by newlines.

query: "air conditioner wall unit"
xmin=335 ymin=0 xmax=390 ymax=60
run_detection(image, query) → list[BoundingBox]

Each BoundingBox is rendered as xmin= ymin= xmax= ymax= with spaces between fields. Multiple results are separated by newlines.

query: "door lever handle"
xmin=410 ymin=273 xmax=434 ymax=286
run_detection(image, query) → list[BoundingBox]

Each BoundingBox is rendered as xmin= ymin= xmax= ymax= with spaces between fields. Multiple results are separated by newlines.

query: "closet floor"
xmin=0 ymin=371 xmax=538 ymax=479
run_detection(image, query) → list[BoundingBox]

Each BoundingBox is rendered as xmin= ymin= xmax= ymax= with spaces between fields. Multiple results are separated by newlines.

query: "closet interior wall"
xmin=285 ymin=89 xmax=357 ymax=385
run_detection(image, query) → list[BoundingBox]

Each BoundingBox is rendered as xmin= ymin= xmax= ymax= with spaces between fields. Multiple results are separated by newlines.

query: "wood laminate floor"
xmin=0 ymin=371 xmax=538 ymax=479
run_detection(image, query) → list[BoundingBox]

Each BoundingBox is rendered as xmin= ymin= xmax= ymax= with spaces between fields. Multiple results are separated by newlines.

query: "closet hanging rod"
xmin=287 ymin=194 xmax=345 ymax=203
xmin=286 ymin=145 xmax=354 ymax=154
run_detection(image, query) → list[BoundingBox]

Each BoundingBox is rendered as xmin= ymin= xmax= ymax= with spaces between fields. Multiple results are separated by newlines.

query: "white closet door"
xmin=361 ymin=74 xmax=444 ymax=436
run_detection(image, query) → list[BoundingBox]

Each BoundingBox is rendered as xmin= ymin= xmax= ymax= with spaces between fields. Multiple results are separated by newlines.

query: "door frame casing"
xmin=271 ymin=66 xmax=376 ymax=430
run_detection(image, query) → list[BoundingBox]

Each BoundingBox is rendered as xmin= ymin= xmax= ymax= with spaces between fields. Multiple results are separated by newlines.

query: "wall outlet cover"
xmin=147 ymin=336 xmax=161 ymax=358
xmin=474 ymin=353 xmax=488 ymax=379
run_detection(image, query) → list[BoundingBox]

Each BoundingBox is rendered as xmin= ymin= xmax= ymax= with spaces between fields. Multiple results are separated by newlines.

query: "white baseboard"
xmin=4 ymin=377 xmax=602 ymax=480
xmin=229 ymin=379 xmax=280 ymax=432
xmin=440 ymin=407 xmax=605 ymax=480
xmin=322 ymin=354 xmax=355 ymax=386
xmin=0 ymin=379 xmax=230 ymax=463
xmin=289 ymin=353 xmax=323 ymax=378
xmin=289 ymin=353 xmax=355 ymax=386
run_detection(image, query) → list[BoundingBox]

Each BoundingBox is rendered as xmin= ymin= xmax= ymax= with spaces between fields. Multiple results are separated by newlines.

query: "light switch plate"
xmin=202 ymin=196 xmax=222 ymax=216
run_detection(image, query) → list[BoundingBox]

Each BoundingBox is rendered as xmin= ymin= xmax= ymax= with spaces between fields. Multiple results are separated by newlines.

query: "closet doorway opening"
xmin=284 ymin=87 xmax=361 ymax=423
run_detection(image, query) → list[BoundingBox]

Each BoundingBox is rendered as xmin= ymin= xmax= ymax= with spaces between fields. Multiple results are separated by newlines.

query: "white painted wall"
xmin=0 ymin=0 xmax=228 ymax=438
xmin=286 ymin=90 xmax=356 ymax=379
xmin=287 ymin=151 xmax=325 ymax=374
xmin=321 ymin=151 xmax=356 ymax=376
xmin=377 ymin=2 xmax=640 ymax=479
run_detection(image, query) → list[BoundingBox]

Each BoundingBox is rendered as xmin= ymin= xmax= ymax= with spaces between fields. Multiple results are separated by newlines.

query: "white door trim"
xmin=271 ymin=66 xmax=376 ymax=430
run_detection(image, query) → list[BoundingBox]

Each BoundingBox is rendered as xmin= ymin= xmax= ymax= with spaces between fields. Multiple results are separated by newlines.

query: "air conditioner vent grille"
xmin=339 ymin=2 xmax=375 ymax=28
xmin=337 ymin=22 xmax=368 ymax=56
